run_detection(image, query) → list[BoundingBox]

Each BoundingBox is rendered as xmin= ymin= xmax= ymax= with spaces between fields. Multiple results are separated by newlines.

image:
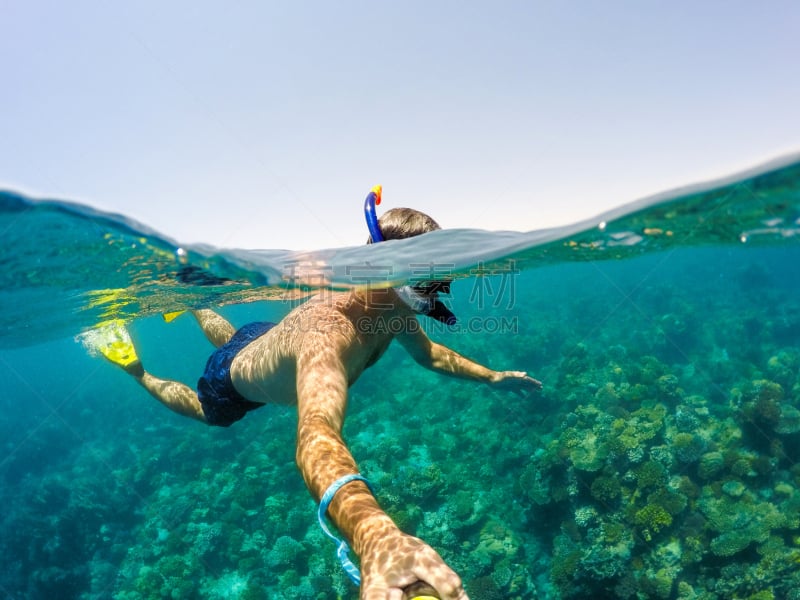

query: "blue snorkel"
xmin=364 ymin=185 xmax=384 ymax=243
xmin=363 ymin=186 xmax=456 ymax=325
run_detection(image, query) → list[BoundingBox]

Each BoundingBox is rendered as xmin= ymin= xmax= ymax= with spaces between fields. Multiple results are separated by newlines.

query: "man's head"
xmin=362 ymin=188 xmax=456 ymax=324
xmin=367 ymin=208 xmax=441 ymax=244
xmin=365 ymin=205 xmax=455 ymax=325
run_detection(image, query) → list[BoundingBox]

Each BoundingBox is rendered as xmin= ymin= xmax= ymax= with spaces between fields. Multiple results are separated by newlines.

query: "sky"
xmin=1 ymin=1 xmax=799 ymax=251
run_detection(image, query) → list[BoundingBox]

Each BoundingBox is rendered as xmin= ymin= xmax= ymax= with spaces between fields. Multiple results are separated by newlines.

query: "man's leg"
xmin=91 ymin=320 xmax=209 ymax=423
xmin=193 ymin=309 xmax=236 ymax=348
xmin=134 ymin=371 xmax=207 ymax=423
xmin=141 ymin=310 xmax=228 ymax=422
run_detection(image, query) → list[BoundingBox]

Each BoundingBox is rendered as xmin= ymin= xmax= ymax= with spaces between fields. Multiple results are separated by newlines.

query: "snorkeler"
xmin=101 ymin=187 xmax=542 ymax=600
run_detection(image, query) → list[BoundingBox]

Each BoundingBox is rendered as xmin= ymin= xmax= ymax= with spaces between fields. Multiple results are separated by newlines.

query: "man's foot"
xmin=122 ymin=359 xmax=145 ymax=378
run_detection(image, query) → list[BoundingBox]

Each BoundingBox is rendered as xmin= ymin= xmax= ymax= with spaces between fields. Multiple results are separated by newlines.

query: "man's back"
xmin=229 ymin=289 xmax=403 ymax=406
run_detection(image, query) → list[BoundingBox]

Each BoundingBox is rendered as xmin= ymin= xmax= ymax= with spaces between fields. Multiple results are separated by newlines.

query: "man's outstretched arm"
xmin=294 ymin=342 xmax=468 ymax=600
xmin=396 ymin=325 xmax=542 ymax=394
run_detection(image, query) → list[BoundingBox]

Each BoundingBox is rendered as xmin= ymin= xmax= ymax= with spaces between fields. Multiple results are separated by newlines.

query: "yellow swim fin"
xmin=77 ymin=320 xmax=142 ymax=374
xmin=98 ymin=337 xmax=139 ymax=369
xmin=162 ymin=310 xmax=187 ymax=323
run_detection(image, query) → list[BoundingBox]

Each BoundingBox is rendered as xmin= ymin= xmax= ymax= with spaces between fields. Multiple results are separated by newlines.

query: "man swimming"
xmin=108 ymin=190 xmax=542 ymax=599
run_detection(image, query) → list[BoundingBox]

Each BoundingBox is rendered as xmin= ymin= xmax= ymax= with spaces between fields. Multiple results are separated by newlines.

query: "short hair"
xmin=368 ymin=208 xmax=441 ymax=243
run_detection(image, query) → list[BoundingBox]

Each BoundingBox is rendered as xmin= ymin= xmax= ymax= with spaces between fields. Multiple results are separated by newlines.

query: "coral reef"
xmin=519 ymin=332 xmax=800 ymax=599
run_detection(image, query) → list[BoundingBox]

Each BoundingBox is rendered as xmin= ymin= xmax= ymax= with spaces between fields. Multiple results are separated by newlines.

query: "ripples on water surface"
xmin=1 ymin=154 xmax=799 ymax=598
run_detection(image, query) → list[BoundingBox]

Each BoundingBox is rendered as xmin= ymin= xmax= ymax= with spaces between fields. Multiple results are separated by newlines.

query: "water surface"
xmin=1 ymin=154 xmax=799 ymax=598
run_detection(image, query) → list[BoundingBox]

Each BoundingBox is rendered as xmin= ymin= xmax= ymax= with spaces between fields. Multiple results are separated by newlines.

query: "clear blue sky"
xmin=2 ymin=1 xmax=798 ymax=250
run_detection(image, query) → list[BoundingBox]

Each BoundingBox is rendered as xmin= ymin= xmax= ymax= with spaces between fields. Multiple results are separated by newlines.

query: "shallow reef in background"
xmin=1 ymin=245 xmax=800 ymax=599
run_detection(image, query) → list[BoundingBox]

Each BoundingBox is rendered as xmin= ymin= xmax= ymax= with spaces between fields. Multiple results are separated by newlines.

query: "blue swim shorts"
xmin=197 ymin=321 xmax=275 ymax=427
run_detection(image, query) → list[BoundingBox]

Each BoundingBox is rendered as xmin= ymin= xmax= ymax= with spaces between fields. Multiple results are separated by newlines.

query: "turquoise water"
xmin=1 ymin=154 xmax=800 ymax=598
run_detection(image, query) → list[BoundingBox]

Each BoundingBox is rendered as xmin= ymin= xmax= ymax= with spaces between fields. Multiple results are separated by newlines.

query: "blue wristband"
xmin=317 ymin=473 xmax=373 ymax=586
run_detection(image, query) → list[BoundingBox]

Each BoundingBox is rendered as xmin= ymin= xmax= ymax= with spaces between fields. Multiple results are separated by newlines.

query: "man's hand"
xmin=489 ymin=370 xmax=543 ymax=396
xmin=360 ymin=531 xmax=469 ymax=600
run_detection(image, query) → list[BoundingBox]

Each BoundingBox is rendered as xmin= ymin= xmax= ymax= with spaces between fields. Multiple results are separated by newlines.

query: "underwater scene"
xmin=2 ymin=154 xmax=800 ymax=599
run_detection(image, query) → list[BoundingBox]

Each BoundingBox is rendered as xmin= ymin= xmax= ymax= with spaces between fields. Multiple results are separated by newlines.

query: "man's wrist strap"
xmin=317 ymin=473 xmax=374 ymax=586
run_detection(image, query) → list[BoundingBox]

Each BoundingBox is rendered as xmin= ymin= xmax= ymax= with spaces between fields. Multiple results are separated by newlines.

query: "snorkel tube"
xmin=364 ymin=185 xmax=384 ymax=243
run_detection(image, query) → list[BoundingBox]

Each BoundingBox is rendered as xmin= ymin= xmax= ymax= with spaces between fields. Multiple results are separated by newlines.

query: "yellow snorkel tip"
xmin=370 ymin=184 xmax=382 ymax=205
